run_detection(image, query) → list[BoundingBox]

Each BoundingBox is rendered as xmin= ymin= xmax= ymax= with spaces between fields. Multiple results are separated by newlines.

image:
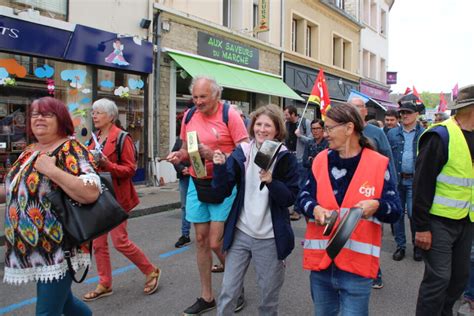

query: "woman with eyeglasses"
xmin=297 ymin=103 xmax=402 ymax=316
xmin=2 ymin=97 xmax=100 ymax=315
xmin=83 ymin=98 xmax=161 ymax=302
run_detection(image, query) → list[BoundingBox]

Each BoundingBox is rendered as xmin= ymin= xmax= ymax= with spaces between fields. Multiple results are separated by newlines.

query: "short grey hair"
xmin=435 ymin=112 xmax=450 ymax=120
xmin=189 ymin=75 xmax=223 ymax=99
xmin=92 ymin=98 xmax=118 ymax=121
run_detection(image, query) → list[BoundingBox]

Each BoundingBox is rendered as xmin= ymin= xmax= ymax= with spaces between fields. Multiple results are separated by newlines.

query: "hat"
xmin=397 ymin=94 xmax=425 ymax=113
xmin=448 ymin=84 xmax=474 ymax=110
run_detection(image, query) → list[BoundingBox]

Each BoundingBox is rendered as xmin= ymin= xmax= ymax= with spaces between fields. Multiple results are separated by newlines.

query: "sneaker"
xmin=175 ymin=235 xmax=191 ymax=248
xmin=234 ymin=293 xmax=245 ymax=313
xmin=372 ymin=278 xmax=384 ymax=289
xmin=183 ymin=297 xmax=216 ymax=315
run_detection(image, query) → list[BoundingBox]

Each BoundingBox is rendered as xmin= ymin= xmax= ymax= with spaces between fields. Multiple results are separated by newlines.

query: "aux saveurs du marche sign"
xmin=197 ymin=32 xmax=259 ymax=69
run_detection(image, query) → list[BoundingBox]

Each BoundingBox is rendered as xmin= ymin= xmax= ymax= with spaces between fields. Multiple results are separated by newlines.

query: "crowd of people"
xmin=2 ymin=76 xmax=473 ymax=316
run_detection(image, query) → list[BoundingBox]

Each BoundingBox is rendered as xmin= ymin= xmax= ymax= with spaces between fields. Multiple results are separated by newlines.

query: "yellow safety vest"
xmin=423 ymin=117 xmax=474 ymax=221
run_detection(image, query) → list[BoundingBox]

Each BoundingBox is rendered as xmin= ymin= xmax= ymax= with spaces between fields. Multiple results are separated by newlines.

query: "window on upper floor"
xmin=370 ymin=0 xmax=377 ymax=29
xmin=291 ymin=15 xmax=305 ymax=54
xmin=6 ymin=0 xmax=68 ymax=21
xmin=380 ymin=58 xmax=386 ymax=83
xmin=305 ymin=26 xmax=311 ymax=57
xmin=223 ymin=0 xmax=231 ymax=27
xmin=333 ymin=35 xmax=351 ymax=71
xmin=380 ymin=10 xmax=387 ymax=35
xmin=335 ymin=0 xmax=345 ymax=10
xmin=370 ymin=52 xmax=377 ymax=79
xmin=362 ymin=0 xmax=370 ymax=24
xmin=252 ymin=0 xmax=258 ymax=32
xmin=306 ymin=22 xmax=319 ymax=59
xmin=362 ymin=49 xmax=370 ymax=78
xmin=291 ymin=18 xmax=297 ymax=52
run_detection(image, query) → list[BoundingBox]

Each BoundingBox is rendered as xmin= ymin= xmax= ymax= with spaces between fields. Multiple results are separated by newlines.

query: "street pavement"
xmin=0 ymin=183 xmax=465 ymax=315
xmin=0 ymin=210 xmax=427 ymax=315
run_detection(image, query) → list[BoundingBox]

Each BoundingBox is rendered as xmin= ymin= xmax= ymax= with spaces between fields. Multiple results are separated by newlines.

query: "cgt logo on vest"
xmin=359 ymin=182 xmax=375 ymax=197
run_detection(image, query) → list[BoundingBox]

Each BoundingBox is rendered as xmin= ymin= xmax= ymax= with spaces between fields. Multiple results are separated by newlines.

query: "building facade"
xmin=0 ymin=0 xmax=154 ymax=183
xmin=282 ymin=0 xmax=362 ymax=120
xmin=355 ymin=0 xmax=395 ymax=120
xmin=153 ymin=1 xmax=302 ymax=182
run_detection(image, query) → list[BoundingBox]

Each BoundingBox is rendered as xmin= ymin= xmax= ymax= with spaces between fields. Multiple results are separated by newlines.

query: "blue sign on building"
xmin=64 ymin=25 xmax=153 ymax=74
xmin=0 ymin=15 xmax=71 ymax=58
xmin=0 ymin=15 xmax=153 ymax=74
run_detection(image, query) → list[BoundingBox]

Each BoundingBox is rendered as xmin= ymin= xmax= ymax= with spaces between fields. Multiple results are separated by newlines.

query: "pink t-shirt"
xmin=181 ymin=102 xmax=248 ymax=179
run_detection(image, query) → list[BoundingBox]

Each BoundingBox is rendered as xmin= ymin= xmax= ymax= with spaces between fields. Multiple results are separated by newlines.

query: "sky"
xmin=388 ymin=0 xmax=474 ymax=94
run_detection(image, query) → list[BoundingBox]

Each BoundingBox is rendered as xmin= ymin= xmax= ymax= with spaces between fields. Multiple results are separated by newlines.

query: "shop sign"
xmin=360 ymin=81 xmax=389 ymax=100
xmin=386 ymin=71 xmax=397 ymax=84
xmin=197 ymin=32 xmax=259 ymax=69
xmin=64 ymin=25 xmax=153 ymax=74
xmin=0 ymin=15 xmax=71 ymax=58
xmin=255 ymin=0 xmax=269 ymax=33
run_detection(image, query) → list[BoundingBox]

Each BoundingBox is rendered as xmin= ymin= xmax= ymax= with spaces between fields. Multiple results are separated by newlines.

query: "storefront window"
xmin=0 ymin=52 xmax=94 ymax=181
xmin=0 ymin=53 xmax=147 ymax=182
xmin=97 ymin=69 xmax=146 ymax=180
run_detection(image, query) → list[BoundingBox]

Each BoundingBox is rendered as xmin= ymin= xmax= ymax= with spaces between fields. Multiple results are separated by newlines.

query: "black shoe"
xmin=183 ymin=298 xmax=216 ymax=315
xmin=372 ymin=278 xmax=384 ymax=289
xmin=413 ymin=247 xmax=423 ymax=262
xmin=392 ymin=248 xmax=405 ymax=261
xmin=175 ymin=235 xmax=191 ymax=248
xmin=234 ymin=293 xmax=245 ymax=313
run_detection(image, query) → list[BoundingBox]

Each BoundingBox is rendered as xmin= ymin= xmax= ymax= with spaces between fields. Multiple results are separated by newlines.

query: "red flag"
xmin=412 ymin=86 xmax=420 ymax=98
xmin=438 ymin=92 xmax=447 ymax=112
xmin=452 ymin=83 xmax=459 ymax=100
xmin=308 ymin=69 xmax=331 ymax=118
xmin=404 ymin=87 xmax=412 ymax=95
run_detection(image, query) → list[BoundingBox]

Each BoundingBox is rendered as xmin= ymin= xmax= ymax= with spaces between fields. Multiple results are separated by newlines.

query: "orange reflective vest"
xmin=303 ymin=148 xmax=388 ymax=279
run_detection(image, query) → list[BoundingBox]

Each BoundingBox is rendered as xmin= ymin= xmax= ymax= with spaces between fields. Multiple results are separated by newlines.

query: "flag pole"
xmin=297 ymin=97 xmax=312 ymax=130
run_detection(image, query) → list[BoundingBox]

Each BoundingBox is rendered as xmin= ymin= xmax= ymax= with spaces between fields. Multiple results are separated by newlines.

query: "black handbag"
xmin=47 ymin=172 xmax=129 ymax=247
xmin=192 ymin=177 xmax=225 ymax=204
xmin=46 ymin=145 xmax=129 ymax=282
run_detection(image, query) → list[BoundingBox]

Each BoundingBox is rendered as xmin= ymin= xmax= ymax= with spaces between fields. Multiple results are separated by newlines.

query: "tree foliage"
xmin=419 ymin=92 xmax=439 ymax=108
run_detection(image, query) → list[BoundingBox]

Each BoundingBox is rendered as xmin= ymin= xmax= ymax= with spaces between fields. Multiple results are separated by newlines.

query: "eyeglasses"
xmin=91 ymin=111 xmax=106 ymax=116
xmin=31 ymin=112 xmax=55 ymax=118
xmin=323 ymin=123 xmax=346 ymax=133
xmin=311 ymin=127 xmax=323 ymax=130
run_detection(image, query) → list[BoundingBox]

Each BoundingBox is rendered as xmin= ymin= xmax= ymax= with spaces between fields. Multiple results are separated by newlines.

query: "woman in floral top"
xmin=2 ymin=97 xmax=100 ymax=315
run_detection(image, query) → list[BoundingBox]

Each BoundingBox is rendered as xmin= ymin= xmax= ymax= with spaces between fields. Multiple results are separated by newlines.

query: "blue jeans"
xmin=393 ymin=181 xmax=415 ymax=249
xmin=36 ymin=272 xmax=92 ymax=316
xmin=310 ymin=264 xmax=372 ymax=316
xmin=179 ymin=177 xmax=191 ymax=237
xmin=465 ymin=240 xmax=474 ymax=300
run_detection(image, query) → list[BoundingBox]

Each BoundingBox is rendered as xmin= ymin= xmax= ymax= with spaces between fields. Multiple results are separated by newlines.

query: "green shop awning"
xmin=167 ymin=51 xmax=304 ymax=101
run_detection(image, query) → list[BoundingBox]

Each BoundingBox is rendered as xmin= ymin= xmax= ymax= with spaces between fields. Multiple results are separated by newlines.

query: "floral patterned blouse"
xmin=3 ymin=139 xmax=99 ymax=285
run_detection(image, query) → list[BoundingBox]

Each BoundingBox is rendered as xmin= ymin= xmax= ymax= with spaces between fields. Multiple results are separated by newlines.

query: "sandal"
xmin=83 ymin=284 xmax=113 ymax=302
xmin=211 ymin=263 xmax=225 ymax=273
xmin=144 ymin=268 xmax=161 ymax=295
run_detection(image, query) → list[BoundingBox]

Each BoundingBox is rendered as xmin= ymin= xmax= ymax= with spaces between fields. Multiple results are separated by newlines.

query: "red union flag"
xmin=308 ymin=69 xmax=331 ymax=118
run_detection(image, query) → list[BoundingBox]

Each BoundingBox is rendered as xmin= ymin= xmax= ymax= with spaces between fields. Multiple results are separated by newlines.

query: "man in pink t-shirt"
xmin=168 ymin=76 xmax=248 ymax=315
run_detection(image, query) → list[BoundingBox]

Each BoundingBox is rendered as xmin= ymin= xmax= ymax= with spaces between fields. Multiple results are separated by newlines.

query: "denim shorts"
xmin=185 ymin=178 xmax=236 ymax=223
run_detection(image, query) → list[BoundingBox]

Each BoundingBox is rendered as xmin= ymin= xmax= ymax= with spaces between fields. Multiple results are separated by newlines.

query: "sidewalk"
xmin=0 ymin=182 xmax=181 ymax=262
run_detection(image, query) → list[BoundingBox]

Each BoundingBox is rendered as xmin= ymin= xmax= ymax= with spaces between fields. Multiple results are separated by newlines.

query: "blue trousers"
xmin=36 ymin=271 xmax=92 ymax=316
xmin=393 ymin=181 xmax=415 ymax=249
xmin=310 ymin=264 xmax=372 ymax=316
xmin=179 ymin=177 xmax=191 ymax=237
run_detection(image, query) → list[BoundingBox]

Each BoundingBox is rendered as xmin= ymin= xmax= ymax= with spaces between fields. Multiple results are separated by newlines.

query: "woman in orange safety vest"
xmin=297 ymin=103 xmax=402 ymax=316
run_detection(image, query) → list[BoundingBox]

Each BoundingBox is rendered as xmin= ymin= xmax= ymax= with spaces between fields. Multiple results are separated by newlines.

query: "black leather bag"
xmin=192 ymin=177 xmax=225 ymax=204
xmin=47 ymin=172 xmax=128 ymax=247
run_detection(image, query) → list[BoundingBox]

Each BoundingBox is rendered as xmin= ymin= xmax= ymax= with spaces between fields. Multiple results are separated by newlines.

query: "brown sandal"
xmin=144 ymin=268 xmax=161 ymax=295
xmin=83 ymin=284 xmax=113 ymax=302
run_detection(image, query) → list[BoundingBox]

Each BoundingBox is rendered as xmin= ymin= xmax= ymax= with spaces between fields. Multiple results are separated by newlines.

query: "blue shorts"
xmin=185 ymin=178 xmax=237 ymax=223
